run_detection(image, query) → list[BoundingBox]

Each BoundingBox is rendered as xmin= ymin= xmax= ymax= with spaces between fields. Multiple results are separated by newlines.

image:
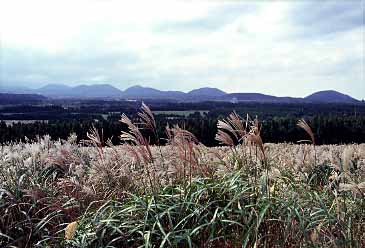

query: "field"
xmin=0 ymin=105 xmax=364 ymax=247
xmin=153 ymin=110 xmax=209 ymax=117
xmin=3 ymin=120 xmax=49 ymax=126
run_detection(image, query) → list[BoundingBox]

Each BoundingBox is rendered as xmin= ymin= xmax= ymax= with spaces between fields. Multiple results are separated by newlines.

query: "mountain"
xmin=304 ymin=90 xmax=359 ymax=103
xmin=220 ymin=90 xmax=360 ymax=104
xmin=0 ymin=84 xmax=33 ymax=94
xmin=0 ymin=83 xmax=360 ymax=103
xmin=123 ymin=85 xmax=186 ymax=99
xmin=123 ymin=86 xmax=227 ymax=100
xmin=33 ymin=84 xmax=122 ymax=98
xmin=35 ymin=84 xmax=72 ymax=96
xmin=188 ymin=87 xmax=226 ymax=97
xmin=72 ymin=84 xmax=123 ymax=97
xmin=219 ymin=93 xmax=302 ymax=103
xmin=123 ymin=85 xmax=164 ymax=98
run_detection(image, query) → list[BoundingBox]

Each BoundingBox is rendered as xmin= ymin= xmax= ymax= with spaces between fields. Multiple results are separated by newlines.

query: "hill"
xmin=188 ymin=87 xmax=226 ymax=97
xmin=0 ymin=83 xmax=361 ymax=103
xmin=219 ymin=93 xmax=301 ymax=103
xmin=305 ymin=90 xmax=359 ymax=103
xmin=71 ymin=84 xmax=123 ymax=97
xmin=35 ymin=84 xmax=72 ymax=96
xmin=34 ymin=84 xmax=123 ymax=98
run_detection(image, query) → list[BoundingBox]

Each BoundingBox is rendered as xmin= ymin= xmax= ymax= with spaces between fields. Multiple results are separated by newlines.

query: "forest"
xmin=1 ymin=101 xmax=365 ymax=145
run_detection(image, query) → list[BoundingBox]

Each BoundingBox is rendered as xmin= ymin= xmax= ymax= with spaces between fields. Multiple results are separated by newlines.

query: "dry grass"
xmin=297 ymin=119 xmax=316 ymax=145
xmin=0 ymin=104 xmax=364 ymax=247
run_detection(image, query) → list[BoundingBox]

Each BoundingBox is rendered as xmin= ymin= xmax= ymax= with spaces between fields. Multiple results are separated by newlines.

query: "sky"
xmin=0 ymin=0 xmax=364 ymax=99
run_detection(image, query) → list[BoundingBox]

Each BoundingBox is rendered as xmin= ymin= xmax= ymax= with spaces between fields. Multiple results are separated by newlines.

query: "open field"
xmin=153 ymin=110 xmax=209 ymax=117
xmin=3 ymin=120 xmax=49 ymax=126
xmin=1 ymin=105 xmax=364 ymax=247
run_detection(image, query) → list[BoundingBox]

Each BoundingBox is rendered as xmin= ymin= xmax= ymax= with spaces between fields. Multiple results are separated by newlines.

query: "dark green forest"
xmin=1 ymin=101 xmax=364 ymax=145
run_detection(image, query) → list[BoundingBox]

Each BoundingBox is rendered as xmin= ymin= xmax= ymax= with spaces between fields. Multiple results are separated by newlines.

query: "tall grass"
xmin=0 ymin=104 xmax=364 ymax=247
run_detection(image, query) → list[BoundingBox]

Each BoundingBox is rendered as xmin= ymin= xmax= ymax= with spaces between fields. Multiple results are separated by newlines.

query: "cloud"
xmin=0 ymin=0 xmax=364 ymax=99
xmin=154 ymin=3 xmax=258 ymax=33
xmin=0 ymin=47 xmax=144 ymax=88
xmin=289 ymin=1 xmax=364 ymax=37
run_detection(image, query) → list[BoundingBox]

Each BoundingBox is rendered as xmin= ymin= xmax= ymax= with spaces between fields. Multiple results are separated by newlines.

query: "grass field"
xmin=153 ymin=110 xmax=209 ymax=117
xmin=0 ymin=104 xmax=364 ymax=247
xmin=3 ymin=120 xmax=49 ymax=126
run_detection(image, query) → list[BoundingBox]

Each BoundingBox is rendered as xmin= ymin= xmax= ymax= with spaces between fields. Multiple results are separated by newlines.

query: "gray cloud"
xmin=0 ymin=47 xmax=145 ymax=88
xmin=155 ymin=3 xmax=258 ymax=33
xmin=289 ymin=1 xmax=364 ymax=38
xmin=0 ymin=1 xmax=364 ymax=99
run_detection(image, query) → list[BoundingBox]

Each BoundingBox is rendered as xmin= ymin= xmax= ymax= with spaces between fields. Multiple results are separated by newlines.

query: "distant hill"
xmin=123 ymin=85 xmax=185 ymax=99
xmin=34 ymin=84 xmax=122 ymax=98
xmin=123 ymin=86 xmax=227 ymax=101
xmin=0 ymin=83 xmax=361 ymax=103
xmin=123 ymin=85 xmax=165 ymax=98
xmin=35 ymin=84 xmax=72 ymax=96
xmin=71 ymin=84 xmax=123 ymax=97
xmin=219 ymin=93 xmax=301 ymax=103
xmin=0 ymin=93 xmax=47 ymax=104
xmin=188 ymin=87 xmax=226 ymax=97
xmin=304 ymin=90 xmax=359 ymax=103
xmin=0 ymin=85 xmax=33 ymax=94
xmin=220 ymin=90 xmax=360 ymax=104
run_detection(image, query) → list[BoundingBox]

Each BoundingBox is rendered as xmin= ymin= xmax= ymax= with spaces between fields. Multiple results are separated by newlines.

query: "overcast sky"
xmin=0 ymin=0 xmax=364 ymax=98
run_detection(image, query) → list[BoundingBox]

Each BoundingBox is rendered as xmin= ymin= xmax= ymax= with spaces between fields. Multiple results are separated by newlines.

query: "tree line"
xmin=1 ymin=114 xmax=365 ymax=145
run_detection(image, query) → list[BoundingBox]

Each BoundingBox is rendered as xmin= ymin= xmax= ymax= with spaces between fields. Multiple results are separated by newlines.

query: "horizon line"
xmin=1 ymin=82 xmax=362 ymax=100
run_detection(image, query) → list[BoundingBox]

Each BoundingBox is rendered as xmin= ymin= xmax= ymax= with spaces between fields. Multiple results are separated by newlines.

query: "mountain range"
xmin=0 ymin=84 xmax=361 ymax=103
